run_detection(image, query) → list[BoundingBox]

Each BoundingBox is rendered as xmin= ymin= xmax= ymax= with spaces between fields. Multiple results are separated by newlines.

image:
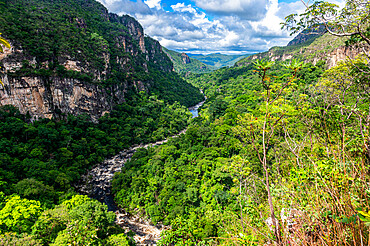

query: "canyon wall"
xmin=0 ymin=0 xmax=173 ymax=121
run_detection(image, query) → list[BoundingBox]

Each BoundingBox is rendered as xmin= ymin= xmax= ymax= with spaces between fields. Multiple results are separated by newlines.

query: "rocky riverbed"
xmin=77 ymin=129 xmax=186 ymax=245
xmin=77 ymin=98 xmax=205 ymax=245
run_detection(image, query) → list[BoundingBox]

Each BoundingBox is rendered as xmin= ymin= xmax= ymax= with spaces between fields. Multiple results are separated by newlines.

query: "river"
xmin=189 ymin=99 xmax=205 ymax=118
xmin=77 ymin=98 xmax=205 ymax=245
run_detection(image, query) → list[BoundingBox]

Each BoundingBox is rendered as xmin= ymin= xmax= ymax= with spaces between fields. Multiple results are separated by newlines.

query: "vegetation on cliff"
xmin=236 ymin=32 xmax=346 ymax=68
xmin=0 ymin=0 xmax=203 ymax=108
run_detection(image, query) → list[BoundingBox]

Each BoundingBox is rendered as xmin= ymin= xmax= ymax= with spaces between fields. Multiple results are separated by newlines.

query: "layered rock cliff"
xmin=181 ymin=53 xmax=191 ymax=64
xmin=0 ymin=0 xmax=200 ymax=120
xmin=237 ymin=32 xmax=365 ymax=69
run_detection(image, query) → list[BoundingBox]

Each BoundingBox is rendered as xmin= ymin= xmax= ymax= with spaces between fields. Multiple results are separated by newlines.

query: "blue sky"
xmin=96 ymin=0 xmax=343 ymax=54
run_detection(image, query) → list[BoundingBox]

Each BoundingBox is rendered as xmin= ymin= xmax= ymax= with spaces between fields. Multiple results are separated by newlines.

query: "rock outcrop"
xmin=0 ymin=75 xmax=116 ymax=121
xmin=0 ymin=0 xmax=174 ymax=121
xmin=0 ymin=43 xmax=128 ymax=121
xmin=181 ymin=53 xmax=191 ymax=64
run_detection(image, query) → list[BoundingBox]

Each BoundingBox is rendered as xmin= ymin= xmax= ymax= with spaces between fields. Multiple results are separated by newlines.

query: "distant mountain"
xmin=163 ymin=48 xmax=214 ymax=74
xmin=236 ymin=30 xmax=362 ymax=69
xmin=287 ymin=25 xmax=326 ymax=46
xmin=187 ymin=53 xmax=249 ymax=69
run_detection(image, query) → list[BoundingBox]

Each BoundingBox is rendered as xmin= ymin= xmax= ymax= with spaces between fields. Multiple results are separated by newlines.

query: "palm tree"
xmin=0 ymin=34 xmax=11 ymax=86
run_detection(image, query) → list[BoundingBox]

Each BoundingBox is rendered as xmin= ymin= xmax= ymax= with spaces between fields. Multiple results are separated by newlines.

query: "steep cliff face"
xmin=0 ymin=0 xmax=198 ymax=120
xmin=109 ymin=14 xmax=147 ymax=55
xmin=0 ymin=42 xmax=116 ymax=121
xmin=181 ymin=53 xmax=191 ymax=64
xmin=0 ymin=74 xmax=116 ymax=121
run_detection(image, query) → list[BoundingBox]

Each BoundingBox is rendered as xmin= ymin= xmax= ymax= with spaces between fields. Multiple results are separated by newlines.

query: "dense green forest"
xmin=1 ymin=0 xmax=370 ymax=245
xmin=112 ymin=60 xmax=330 ymax=245
xmin=0 ymin=92 xmax=194 ymax=244
xmin=114 ymin=58 xmax=370 ymax=244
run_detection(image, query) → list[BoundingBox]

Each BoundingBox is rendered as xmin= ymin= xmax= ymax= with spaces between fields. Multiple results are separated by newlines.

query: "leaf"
xmin=0 ymin=37 xmax=10 ymax=49
xmin=358 ymin=210 xmax=370 ymax=218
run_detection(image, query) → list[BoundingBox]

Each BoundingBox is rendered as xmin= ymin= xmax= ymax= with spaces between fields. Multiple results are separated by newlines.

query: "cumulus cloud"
xmin=194 ymin=0 xmax=269 ymax=21
xmin=144 ymin=0 xmax=161 ymax=9
xmin=97 ymin=0 xmax=313 ymax=54
xmin=98 ymin=0 xmax=151 ymax=15
xmin=251 ymin=0 xmax=290 ymax=38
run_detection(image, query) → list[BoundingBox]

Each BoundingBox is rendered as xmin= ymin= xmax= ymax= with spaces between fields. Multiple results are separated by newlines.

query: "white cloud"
xmin=219 ymin=30 xmax=239 ymax=46
xmin=171 ymin=3 xmax=197 ymax=13
xmin=251 ymin=0 xmax=288 ymax=38
xmin=97 ymin=0 xmax=324 ymax=54
xmin=97 ymin=0 xmax=151 ymax=15
xmin=194 ymin=0 xmax=269 ymax=20
xmin=144 ymin=0 xmax=161 ymax=9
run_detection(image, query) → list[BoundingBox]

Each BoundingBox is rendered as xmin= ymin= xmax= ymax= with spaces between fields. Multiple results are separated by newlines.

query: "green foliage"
xmin=0 ymin=232 xmax=42 ymax=246
xmin=0 ymin=94 xmax=192 ymax=200
xmin=105 ymin=233 xmax=131 ymax=246
xmin=0 ymin=91 xmax=194 ymax=243
xmin=112 ymin=49 xmax=370 ymax=244
xmin=112 ymin=119 xmax=236 ymax=242
xmin=158 ymin=216 xmax=216 ymax=246
xmin=14 ymin=179 xmax=56 ymax=208
xmin=31 ymin=205 xmax=70 ymax=245
xmin=62 ymin=195 xmax=91 ymax=210
xmin=0 ymin=91 xmax=193 ymax=243
xmin=68 ymin=198 xmax=115 ymax=236
xmin=0 ymin=196 xmax=43 ymax=234
xmin=32 ymin=195 xmax=118 ymax=245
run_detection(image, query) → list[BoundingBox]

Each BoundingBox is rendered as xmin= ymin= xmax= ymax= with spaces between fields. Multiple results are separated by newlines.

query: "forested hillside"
xmin=163 ymin=48 xmax=214 ymax=74
xmin=0 ymin=94 xmax=194 ymax=244
xmin=188 ymin=53 xmax=247 ymax=69
xmin=111 ymin=1 xmax=370 ymax=245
